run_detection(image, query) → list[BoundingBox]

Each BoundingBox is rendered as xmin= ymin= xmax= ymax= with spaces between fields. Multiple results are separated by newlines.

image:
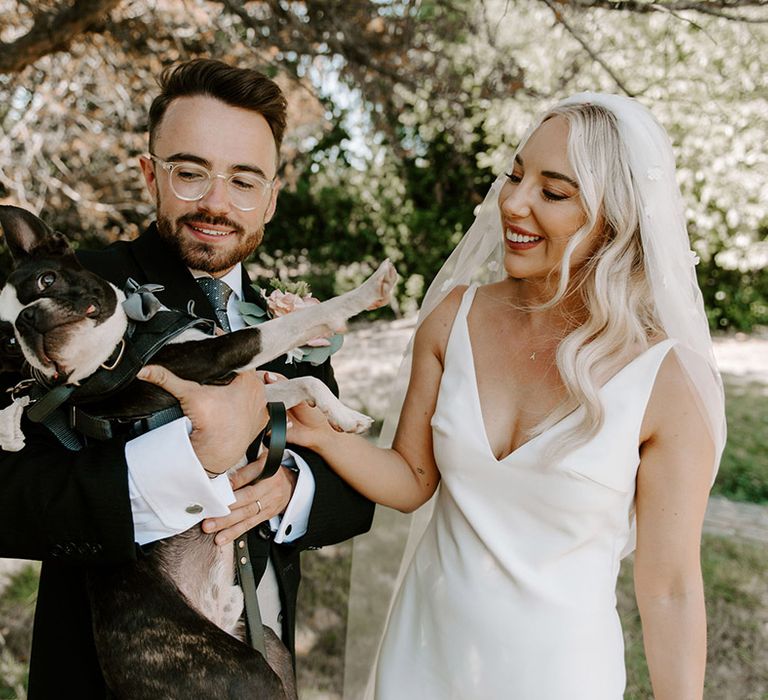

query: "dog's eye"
xmin=37 ymin=272 xmax=56 ymax=290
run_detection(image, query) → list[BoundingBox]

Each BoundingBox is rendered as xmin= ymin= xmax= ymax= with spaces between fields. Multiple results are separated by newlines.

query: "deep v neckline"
xmin=465 ymin=330 xmax=573 ymax=463
xmin=462 ymin=288 xmax=566 ymax=462
xmin=460 ymin=288 xmax=674 ymax=463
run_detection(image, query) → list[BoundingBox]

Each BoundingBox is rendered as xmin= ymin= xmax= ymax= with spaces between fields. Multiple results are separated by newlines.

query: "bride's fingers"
xmin=288 ymin=401 xmax=324 ymax=424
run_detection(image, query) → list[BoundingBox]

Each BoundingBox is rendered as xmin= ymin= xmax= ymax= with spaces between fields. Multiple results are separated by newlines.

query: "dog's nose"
xmin=17 ymin=306 xmax=38 ymax=329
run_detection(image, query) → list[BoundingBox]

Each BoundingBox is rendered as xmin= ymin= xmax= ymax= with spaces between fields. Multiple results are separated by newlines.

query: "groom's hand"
xmin=202 ymin=453 xmax=297 ymax=545
xmin=137 ymin=365 xmax=269 ymax=474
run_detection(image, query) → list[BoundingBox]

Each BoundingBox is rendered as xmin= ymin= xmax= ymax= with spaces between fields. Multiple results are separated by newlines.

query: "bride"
xmin=283 ymin=93 xmax=726 ymax=699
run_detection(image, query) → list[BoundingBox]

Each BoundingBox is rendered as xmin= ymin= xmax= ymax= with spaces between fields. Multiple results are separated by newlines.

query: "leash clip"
xmin=7 ymin=378 xmax=36 ymax=401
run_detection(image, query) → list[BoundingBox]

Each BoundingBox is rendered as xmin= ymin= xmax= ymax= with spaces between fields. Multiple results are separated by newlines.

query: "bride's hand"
xmin=286 ymin=401 xmax=336 ymax=451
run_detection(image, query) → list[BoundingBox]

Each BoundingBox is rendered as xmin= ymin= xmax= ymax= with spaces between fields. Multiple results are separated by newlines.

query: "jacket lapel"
xmin=127 ymin=223 xmax=215 ymax=322
xmin=240 ymin=267 xmax=268 ymax=310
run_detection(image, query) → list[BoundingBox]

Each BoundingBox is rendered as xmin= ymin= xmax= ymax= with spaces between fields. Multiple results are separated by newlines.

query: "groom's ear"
xmin=264 ymin=178 xmax=281 ymax=225
xmin=139 ymin=155 xmax=159 ymax=200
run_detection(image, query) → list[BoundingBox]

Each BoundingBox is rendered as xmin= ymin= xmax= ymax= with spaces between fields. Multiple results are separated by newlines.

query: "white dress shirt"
xmin=124 ymin=263 xmax=316 ymax=635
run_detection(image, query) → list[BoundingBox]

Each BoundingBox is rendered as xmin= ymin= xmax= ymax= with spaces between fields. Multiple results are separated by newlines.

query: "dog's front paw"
xmin=0 ymin=396 xmax=30 ymax=452
xmin=362 ymin=259 xmax=397 ymax=311
xmin=328 ymin=405 xmax=374 ymax=434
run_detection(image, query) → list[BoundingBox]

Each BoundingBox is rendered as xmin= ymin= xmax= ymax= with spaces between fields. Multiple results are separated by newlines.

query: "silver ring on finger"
xmin=256 ymin=499 xmax=262 ymax=514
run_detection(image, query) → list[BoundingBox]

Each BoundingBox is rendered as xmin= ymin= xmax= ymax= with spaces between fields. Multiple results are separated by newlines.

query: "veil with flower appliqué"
xmin=342 ymin=92 xmax=726 ymax=699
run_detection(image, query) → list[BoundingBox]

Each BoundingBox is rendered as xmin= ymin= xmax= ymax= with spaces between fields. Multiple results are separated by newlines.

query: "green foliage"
xmin=261 ymin=118 xmax=494 ymax=316
xmin=0 ymin=0 xmax=765 ymax=330
xmin=697 ymin=229 xmax=768 ymax=332
xmin=0 ymin=564 xmax=38 ymax=699
xmin=261 ymin=1 xmax=768 ymax=328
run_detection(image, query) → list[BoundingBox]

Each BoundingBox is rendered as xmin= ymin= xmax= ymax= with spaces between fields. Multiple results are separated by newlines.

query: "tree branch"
xmin=567 ymin=0 xmax=768 ymax=22
xmin=540 ymin=0 xmax=637 ymax=96
xmin=0 ymin=0 xmax=122 ymax=74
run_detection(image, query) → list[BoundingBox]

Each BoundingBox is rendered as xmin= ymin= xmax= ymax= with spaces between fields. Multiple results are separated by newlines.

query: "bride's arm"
xmin=285 ymin=287 xmax=466 ymax=513
xmin=634 ymin=351 xmax=715 ymax=700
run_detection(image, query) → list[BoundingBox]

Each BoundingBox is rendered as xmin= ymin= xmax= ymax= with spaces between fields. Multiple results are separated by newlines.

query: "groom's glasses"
xmin=147 ymin=154 xmax=275 ymax=212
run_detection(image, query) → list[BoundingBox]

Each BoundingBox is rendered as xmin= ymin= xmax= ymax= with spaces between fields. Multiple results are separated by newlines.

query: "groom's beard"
xmin=156 ymin=202 xmax=264 ymax=274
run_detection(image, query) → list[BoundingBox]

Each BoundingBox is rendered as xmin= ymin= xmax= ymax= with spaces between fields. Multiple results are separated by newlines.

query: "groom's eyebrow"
xmin=166 ymin=152 xmax=269 ymax=178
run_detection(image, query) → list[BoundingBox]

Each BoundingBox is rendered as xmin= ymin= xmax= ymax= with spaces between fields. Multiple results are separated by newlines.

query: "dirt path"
xmin=704 ymin=496 xmax=768 ymax=542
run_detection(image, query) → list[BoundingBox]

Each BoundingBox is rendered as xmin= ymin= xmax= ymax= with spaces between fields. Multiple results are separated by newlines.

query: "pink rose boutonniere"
xmin=238 ymin=279 xmax=343 ymax=365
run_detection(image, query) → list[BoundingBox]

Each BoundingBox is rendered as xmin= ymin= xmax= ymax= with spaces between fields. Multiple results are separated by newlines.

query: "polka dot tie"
xmin=196 ymin=277 xmax=233 ymax=332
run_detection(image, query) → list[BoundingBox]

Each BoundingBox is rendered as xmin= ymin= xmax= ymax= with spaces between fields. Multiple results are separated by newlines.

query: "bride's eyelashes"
xmin=542 ymin=189 xmax=570 ymax=202
xmin=503 ymin=171 xmax=572 ymax=203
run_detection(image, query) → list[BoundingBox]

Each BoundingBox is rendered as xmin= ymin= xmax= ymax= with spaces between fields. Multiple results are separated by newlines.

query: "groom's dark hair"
xmin=148 ymin=58 xmax=288 ymax=154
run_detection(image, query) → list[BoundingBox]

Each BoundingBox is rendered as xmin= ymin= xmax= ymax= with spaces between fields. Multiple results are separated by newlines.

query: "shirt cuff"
xmin=272 ymin=449 xmax=315 ymax=544
xmin=126 ymin=417 xmax=235 ymax=545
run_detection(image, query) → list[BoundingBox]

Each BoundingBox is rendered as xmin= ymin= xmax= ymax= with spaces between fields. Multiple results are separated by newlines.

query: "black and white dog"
xmin=0 ymin=205 xmax=396 ymax=698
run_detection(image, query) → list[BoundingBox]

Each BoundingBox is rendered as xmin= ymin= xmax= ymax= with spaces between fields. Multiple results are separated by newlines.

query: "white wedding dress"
xmin=374 ymin=285 xmax=676 ymax=699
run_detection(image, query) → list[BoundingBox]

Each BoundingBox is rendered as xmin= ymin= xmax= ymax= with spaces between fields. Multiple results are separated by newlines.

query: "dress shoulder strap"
xmin=438 ymin=284 xmax=479 ymax=376
xmin=455 ymin=283 xmax=479 ymax=322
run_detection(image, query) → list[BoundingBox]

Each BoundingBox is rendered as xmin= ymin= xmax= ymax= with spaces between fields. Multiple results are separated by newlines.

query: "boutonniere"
xmin=237 ymin=279 xmax=344 ymax=365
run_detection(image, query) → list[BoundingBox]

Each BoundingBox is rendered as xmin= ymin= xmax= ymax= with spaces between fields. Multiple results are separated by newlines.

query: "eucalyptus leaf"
xmin=287 ymin=333 xmax=344 ymax=366
xmin=237 ymin=300 xmax=268 ymax=324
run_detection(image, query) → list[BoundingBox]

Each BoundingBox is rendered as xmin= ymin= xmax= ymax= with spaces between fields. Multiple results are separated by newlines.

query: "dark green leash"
xmin=235 ymin=400 xmax=287 ymax=656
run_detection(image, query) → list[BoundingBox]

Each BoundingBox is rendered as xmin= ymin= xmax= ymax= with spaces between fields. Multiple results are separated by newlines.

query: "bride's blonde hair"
xmin=529 ymin=103 xmax=665 ymax=447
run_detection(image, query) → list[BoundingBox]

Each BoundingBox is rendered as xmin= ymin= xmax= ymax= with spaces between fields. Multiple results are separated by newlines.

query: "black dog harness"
xmin=27 ymin=305 xmax=213 ymax=443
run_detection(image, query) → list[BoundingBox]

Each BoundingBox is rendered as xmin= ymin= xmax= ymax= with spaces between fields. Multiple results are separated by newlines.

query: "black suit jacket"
xmin=0 ymin=223 xmax=373 ymax=698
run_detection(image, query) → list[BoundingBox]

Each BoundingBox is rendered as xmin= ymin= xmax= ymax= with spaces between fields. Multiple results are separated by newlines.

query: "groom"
xmin=0 ymin=58 xmax=373 ymax=697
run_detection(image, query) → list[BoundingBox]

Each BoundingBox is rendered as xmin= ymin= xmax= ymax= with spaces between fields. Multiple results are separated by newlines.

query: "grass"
xmin=293 ymin=533 xmax=768 ymax=700
xmin=295 ymin=544 xmax=352 ymax=695
xmin=712 ymin=377 xmax=768 ymax=504
xmin=0 ymin=564 xmax=38 ymax=700
xmin=0 ymin=568 xmax=38 ymax=610
xmin=619 ymin=534 xmax=768 ymax=699
xmin=292 ymin=370 xmax=768 ymax=699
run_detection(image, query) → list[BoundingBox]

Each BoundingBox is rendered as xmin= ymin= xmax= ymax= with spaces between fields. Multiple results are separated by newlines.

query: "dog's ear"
xmin=0 ymin=205 xmax=74 ymax=261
